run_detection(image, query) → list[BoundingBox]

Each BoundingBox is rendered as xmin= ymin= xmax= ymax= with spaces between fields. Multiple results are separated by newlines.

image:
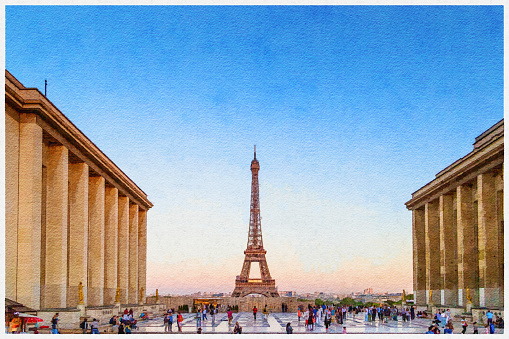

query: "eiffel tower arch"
xmin=232 ymin=147 xmax=279 ymax=298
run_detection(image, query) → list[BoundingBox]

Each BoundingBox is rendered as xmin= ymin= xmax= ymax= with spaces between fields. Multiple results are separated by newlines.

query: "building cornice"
xmin=5 ymin=70 xmax=153 ymax=210
xmin=405 ymin=121 xmax=503 ymax=211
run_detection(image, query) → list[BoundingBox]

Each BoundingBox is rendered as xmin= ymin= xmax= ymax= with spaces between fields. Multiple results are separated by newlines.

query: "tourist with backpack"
xmin=79 ymin=318 xmax=88 ymax=334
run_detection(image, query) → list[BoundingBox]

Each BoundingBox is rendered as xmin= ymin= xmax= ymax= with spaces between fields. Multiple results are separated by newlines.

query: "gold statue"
xmin=402 ymin=289 xmax=407 ymax=302
xmin=155 ymin=289 xmax=159 ymax=303
xmin=139 ymin=287 xmax=144 ymax=303
xmin=78 ymin=282 xmax=84 ymax=304
xmin=115 ymin=288 xmax=120 ymax=303
xmin=428 ymin=289 xmax=433 ymax=303
xmin=466 ymin=288 xmax=473 ymax=304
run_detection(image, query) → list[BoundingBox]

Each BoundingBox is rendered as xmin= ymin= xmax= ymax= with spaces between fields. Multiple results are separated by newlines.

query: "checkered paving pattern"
xmin=135 ymin=312 xmax=505 ymax=334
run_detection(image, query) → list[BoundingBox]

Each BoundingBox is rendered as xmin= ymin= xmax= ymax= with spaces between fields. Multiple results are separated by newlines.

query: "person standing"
xmin=177 ymin=312 xmax=183 ymax=332
xmin=473 ymin=321 xmax=479 ymax=334
xmin=286 ymin=322 xmax=293 ymax=334
xmin=90 ymin=318 xmax=100 ymax=334
xmin=202 ymin=307 xmax=207 ymax=321
xmin=297 ymin=308 xmax=301 ymax=322
xmin=324 ymin=309 xmax=331 ymax=333
xmin=486 ymin=310 xmax=494 ymax=326
xmin=196 ymin=309 xmax=202 ymax=328
xmin=51 ymin=313 xmax=59 ymax=334
xmin=164 ymin=312 xmax=171 ymax=332
xmin=168 ymin=312 xmax=173 ymax=332
xmin=253 ymin=306 xmax=258 ymax=320
xmin=308 ymin=310 xmax=314 ymax=331
xmin=410 ymin=305 xmax=415 ymax=320
xmin=263 ymin=305 xmax=269 ymax=321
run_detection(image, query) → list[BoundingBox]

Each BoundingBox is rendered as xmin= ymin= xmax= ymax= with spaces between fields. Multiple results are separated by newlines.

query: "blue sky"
xmin=6 ymin=5 xmax=503 ymax=294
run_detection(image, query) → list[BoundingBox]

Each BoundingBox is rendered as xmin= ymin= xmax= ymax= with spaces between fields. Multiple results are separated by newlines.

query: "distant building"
xmin=406 ymin=120 xmax=503 ymax=311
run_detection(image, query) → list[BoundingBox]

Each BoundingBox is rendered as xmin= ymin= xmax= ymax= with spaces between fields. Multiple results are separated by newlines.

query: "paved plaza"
xmin=135 ymin=312 xmax=504 ymax=334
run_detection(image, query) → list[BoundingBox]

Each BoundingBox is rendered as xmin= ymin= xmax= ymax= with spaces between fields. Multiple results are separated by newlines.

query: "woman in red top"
xmin=177 ymin=312 xmax=183 ymax=332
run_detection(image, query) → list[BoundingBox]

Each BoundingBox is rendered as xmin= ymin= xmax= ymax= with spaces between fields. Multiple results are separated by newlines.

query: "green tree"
xmin=315 ymin=298 xmax=324 ymax=306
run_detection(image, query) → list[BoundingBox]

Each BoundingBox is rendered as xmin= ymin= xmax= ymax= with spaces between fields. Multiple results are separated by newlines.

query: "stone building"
xmin=5 ymin=70 xmax=153 ymax=313
xmin=405 ymin=119 xmax=503 ymax=314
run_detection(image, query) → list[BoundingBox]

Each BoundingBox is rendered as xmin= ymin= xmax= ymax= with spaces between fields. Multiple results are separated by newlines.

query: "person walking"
xmin=177 ymin=312 xmax=183 ymax=332
xmin=253 ymin=306 xmax=258 ymax=320
xmin=298 ymin=308 xmax=301 ymax=322
xmin=263 ymin=305 xmax=269 ymax=321
xmin=410 ymin=305 xmax=415 ymax=320
xmin=227 ymin=309 xmax=233 ymax=326
xmin=202 ymin=307 xmax=207 ymax=321
xmin=461 ymin=316 xmax=468 ymax=334
xmin=80 ymin=318 xmax=88 ymax=334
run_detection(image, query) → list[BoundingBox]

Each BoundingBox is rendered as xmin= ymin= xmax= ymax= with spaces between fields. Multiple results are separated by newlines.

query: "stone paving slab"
xmin=135 ymin=312 xmax=505 ymax=334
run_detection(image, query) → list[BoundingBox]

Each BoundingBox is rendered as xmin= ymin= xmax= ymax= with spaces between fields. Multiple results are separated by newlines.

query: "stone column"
xmin=117 ymin=196 xmax=130 ymax=304
xmin=413 ymin=207 xmax=426 ymax=304
xmin=5 ymin=109 xmax=19 ymax=301
xmin=457 ymin=183 xmax=477 ymax=306
xmin=138 ymin=209 xmax=147 ymax=304
xmin=88 ymin=175 xmax=105 ymax=306
xmin=425 ymin=200 xmax=440 ymax=305
xmin=477 ymin=172 xmax=499 ymax=308
xmin=42 ymin=145 xmax=69 ymax=308
xmin=17 ymin=113 xmax=42 ymax=309
xmin=128 ymin=204 xmax=139 ymax=304
xmin=440 ymin=193 xmax=457 ymax=306
xmin=68 ymin=162 xmax=89 ymax=307
xmin=104 ymin=186 xmax=119 ymax=305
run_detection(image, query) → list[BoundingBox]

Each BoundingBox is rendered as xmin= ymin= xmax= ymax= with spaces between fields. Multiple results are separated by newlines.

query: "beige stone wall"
xmin=117 ymin=196 xmax=130 ymax=304
xmin=138 ymin=209 xmax=147 ymax=304
xmin=42 ymin=145 xmax=69 ymax=308
xmin=104 ymin=186 xmax=119 ymax=305
xmin=5 ymin=106 xmax=19 ymax=301
xmin=128 ymin=203 xmax=139 ymax=304
xmin=5 ymin=72 xmax=153 ymax=312
xmin=88 ymin=176 xmax=105 ymax=306
xmin=407 ymin=120 xmax=503 ymax=310
xmin=67 ymin=162 xmax=89 ymax=307
xmin=17 ymin=113 xmax=43 ymax=309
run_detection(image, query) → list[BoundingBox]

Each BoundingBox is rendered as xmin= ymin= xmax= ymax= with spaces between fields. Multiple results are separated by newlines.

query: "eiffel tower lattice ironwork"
xmin=232 ymin=146 xmax=279 ymax=298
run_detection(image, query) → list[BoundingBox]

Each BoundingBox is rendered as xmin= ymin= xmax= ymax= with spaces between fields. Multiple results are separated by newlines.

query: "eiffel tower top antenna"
xmin=254 ymin=145 xmax=256 ymax=160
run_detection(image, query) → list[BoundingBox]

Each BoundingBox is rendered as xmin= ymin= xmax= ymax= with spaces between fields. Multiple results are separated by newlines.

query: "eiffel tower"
xmin=232 ymin=146 xmax=279 ymax=298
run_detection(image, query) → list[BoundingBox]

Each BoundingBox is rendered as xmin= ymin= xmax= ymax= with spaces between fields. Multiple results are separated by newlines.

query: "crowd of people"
xmin=162 ymin=309 xmax=183 ymax=333
xmin=423 ymin=308 xmax=503 ymax=334
xmin=28 ymin=302 xmax=503 ymax=334
xmin=295 ymin=303 xmax=416 ymax=333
